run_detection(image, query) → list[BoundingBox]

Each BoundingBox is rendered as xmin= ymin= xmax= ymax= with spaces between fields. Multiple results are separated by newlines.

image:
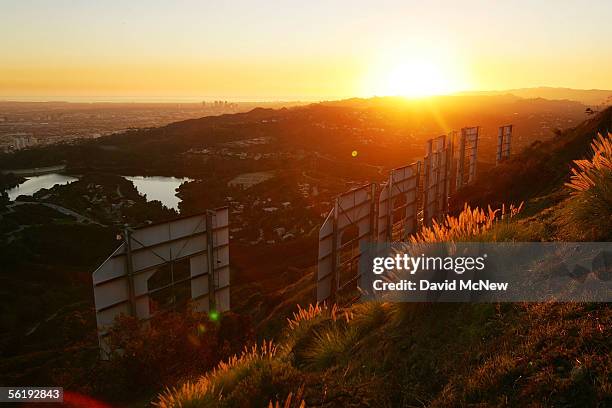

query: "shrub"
xmin=91 ymin=307 xmax=252 ymax=399
xmin=298 ymin=325 xmax=356 ymax=370
xmin=562 ymin=132 xmax=612 ymax=240
xmin=566 ymin=132 xmax=612 ymax=194
xmin=155 ymin=341 xmax=303 ymax=408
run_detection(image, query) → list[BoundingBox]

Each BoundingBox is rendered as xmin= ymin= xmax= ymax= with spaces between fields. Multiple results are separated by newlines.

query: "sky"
xmin=1 ymin=0 xmax=611 ymax=101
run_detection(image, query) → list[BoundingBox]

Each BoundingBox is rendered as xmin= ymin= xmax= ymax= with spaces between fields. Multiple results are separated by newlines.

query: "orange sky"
xmin=1 ymin=1 xmax=611 ymax=101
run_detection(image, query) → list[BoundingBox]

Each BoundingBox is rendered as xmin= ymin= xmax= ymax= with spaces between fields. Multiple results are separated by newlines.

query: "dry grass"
xmin=431 ymin=303 xmax=611 ymax=407
xmin=566 ymin=132 xmax=612 ymax=193
xmin=299 ymin=325 xmax=356 ymax=370
xmin=286 ymin=304 xmax=328 ymax=330
xmin=286 ymin=303 xmax=350 ymax=330
xmin=560 ymin=132 xmax=612 ymax=240
xmin=410 ymin=202 xmax=523 ymax=243
xmin=268 ymin=386 xmax=306 ymax=408
xmin=155 ymin=341 xmax=279 ymax=408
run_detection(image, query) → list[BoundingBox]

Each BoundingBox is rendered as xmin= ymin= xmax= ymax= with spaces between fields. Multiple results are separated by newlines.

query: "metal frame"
xmin=423 ymin=135 xmax=451 ymax=226
xmin=317 ymin=184 xmax=376 ymax=303
xmin=496 ymin=125 xmax=512 ymax=165
xmin=456 ymin=126 xmax=479 ymax=189
xmin=92 ymin=208 xmax=230 ymax=358
xmin=447 ymin=130 xmax=459 ymax=196
xmin=315 ymin=126 xmax=484 ymax=304
xmin=377 ymin=162 xmax=421 ymax=242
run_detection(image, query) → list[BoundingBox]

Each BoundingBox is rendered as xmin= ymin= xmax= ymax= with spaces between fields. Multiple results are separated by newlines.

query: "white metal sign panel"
xmin=317 ymin=184 xmax=375 ymax=303
xmin=93 ymin=208 xmax=230 ymax=357
xmin=377 ymin=162 xmax=420 ymax=242
xmin=423 ymin=135 xmax=451 ymax=226
xmin=456 ymin=126 xmax=479 ymax=189
xmin=496 ymin=125 xmax=512 ymax=164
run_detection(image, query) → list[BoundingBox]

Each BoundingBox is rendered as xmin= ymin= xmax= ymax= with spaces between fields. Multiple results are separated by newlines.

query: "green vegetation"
xmin=561 ymin=133 xmax=612 ymax=241
xmin=0 ymin=173 xmax=23 ymax=211
xmin=0 ymin=172 xmax=24 ymax=191
xmin=157 ymin=301 xmax=610 ymax=407
xmin=58 ymin=308 xmax=253 ymax=402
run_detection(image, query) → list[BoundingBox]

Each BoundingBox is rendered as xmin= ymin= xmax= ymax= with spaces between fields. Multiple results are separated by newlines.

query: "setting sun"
xmin=381 ymin=60 xmax=452 ymax=97
xmin=361 ymin=47 xmax=470 ymax=99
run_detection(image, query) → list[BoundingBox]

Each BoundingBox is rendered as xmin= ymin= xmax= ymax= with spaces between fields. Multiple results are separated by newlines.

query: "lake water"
xmin=5 ymin=173 xmax=192 ymax=211
xmin=125 ymin=176 xmax=193 ymax=211
xmin=6 ymin=173 xmax=78 ymax=200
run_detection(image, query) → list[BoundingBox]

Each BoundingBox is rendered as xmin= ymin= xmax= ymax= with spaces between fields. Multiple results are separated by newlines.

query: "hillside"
xmin=158 ymin=302 xmax=610 ymax=407
xmin=460 ymin=87 xmax=612 ymax=106
xmin=155 ymin=114 xmax=612 ymax=407
xmin=452 ymin=106 xmax=612 ymax=212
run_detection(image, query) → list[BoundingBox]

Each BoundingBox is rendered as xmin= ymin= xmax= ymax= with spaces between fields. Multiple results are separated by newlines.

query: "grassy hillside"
xmin=155 ymin=131 xmax=612 ymax=406
xmin=157 ymin=302 xmax=610 ymax=407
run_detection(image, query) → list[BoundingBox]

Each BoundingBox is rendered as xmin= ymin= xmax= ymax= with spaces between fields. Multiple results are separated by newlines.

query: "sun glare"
xmin=381 ymin=60 xmax=451 ymax=98
xmin=362 ymin=48 xmax=467 ymax=98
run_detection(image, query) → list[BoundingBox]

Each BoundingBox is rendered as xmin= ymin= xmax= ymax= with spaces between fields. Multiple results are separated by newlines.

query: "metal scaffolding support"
xmin=317 ymin=184 xmax=376 ymax=304
xmin=423 ymin=135 xmax=452 ymax=226
xmin=92 ymin=209 xmax=230 ymax=358
xmin=377 ymin=162 xmax=421 ymax=242
xmin=496 ymin=125 xmax=513 ymax=165
xmin=456 ymin=126 xmax=480 ymax=189
xmin=316 ymin=125 xmax=488 ymax=304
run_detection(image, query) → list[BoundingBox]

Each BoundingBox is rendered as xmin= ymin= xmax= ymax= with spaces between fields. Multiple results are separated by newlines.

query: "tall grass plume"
xmin=562 ymin=132 xmax=612 ymax=240
xmin=410 ymin=203 xmax=523 ymax=243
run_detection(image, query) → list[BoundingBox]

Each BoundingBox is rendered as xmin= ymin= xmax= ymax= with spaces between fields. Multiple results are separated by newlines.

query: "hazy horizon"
xmin=2 ymin=86 xmax=612 ymax=105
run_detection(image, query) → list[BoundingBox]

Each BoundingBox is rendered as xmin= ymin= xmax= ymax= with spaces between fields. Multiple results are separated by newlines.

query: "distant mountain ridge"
xmin=458 ymin=86 xmax=612 ymax=106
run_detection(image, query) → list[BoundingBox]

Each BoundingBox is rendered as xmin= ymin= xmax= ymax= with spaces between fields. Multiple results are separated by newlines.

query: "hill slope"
xmin=460 ymin=87 xmax=612 ymax=106
xmin=452 ymin=106 xmax=612 ymax=211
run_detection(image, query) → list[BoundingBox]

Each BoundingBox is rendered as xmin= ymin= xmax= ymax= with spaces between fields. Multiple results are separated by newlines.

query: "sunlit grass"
xmin=268 ymin=386 xmax=306 ymax=408
xmin=155 ymin=341 xmax=285 ymax=408
xmin=561 ymin=132 xmax=612 ymax=240
xmin=410 ymin=203 xmax=523 ymax=243
xmin=566 ymin=132 xmax=612 ymax=193
xmin=286 ymin=304 xmax=329 ymax=331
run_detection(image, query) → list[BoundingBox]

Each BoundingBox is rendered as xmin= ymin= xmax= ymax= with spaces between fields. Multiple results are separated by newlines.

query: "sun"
xmin=380 ymin=59 xmax=452 ymax=98
xmin=361 ymin=50 xmax=467 ymax=98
